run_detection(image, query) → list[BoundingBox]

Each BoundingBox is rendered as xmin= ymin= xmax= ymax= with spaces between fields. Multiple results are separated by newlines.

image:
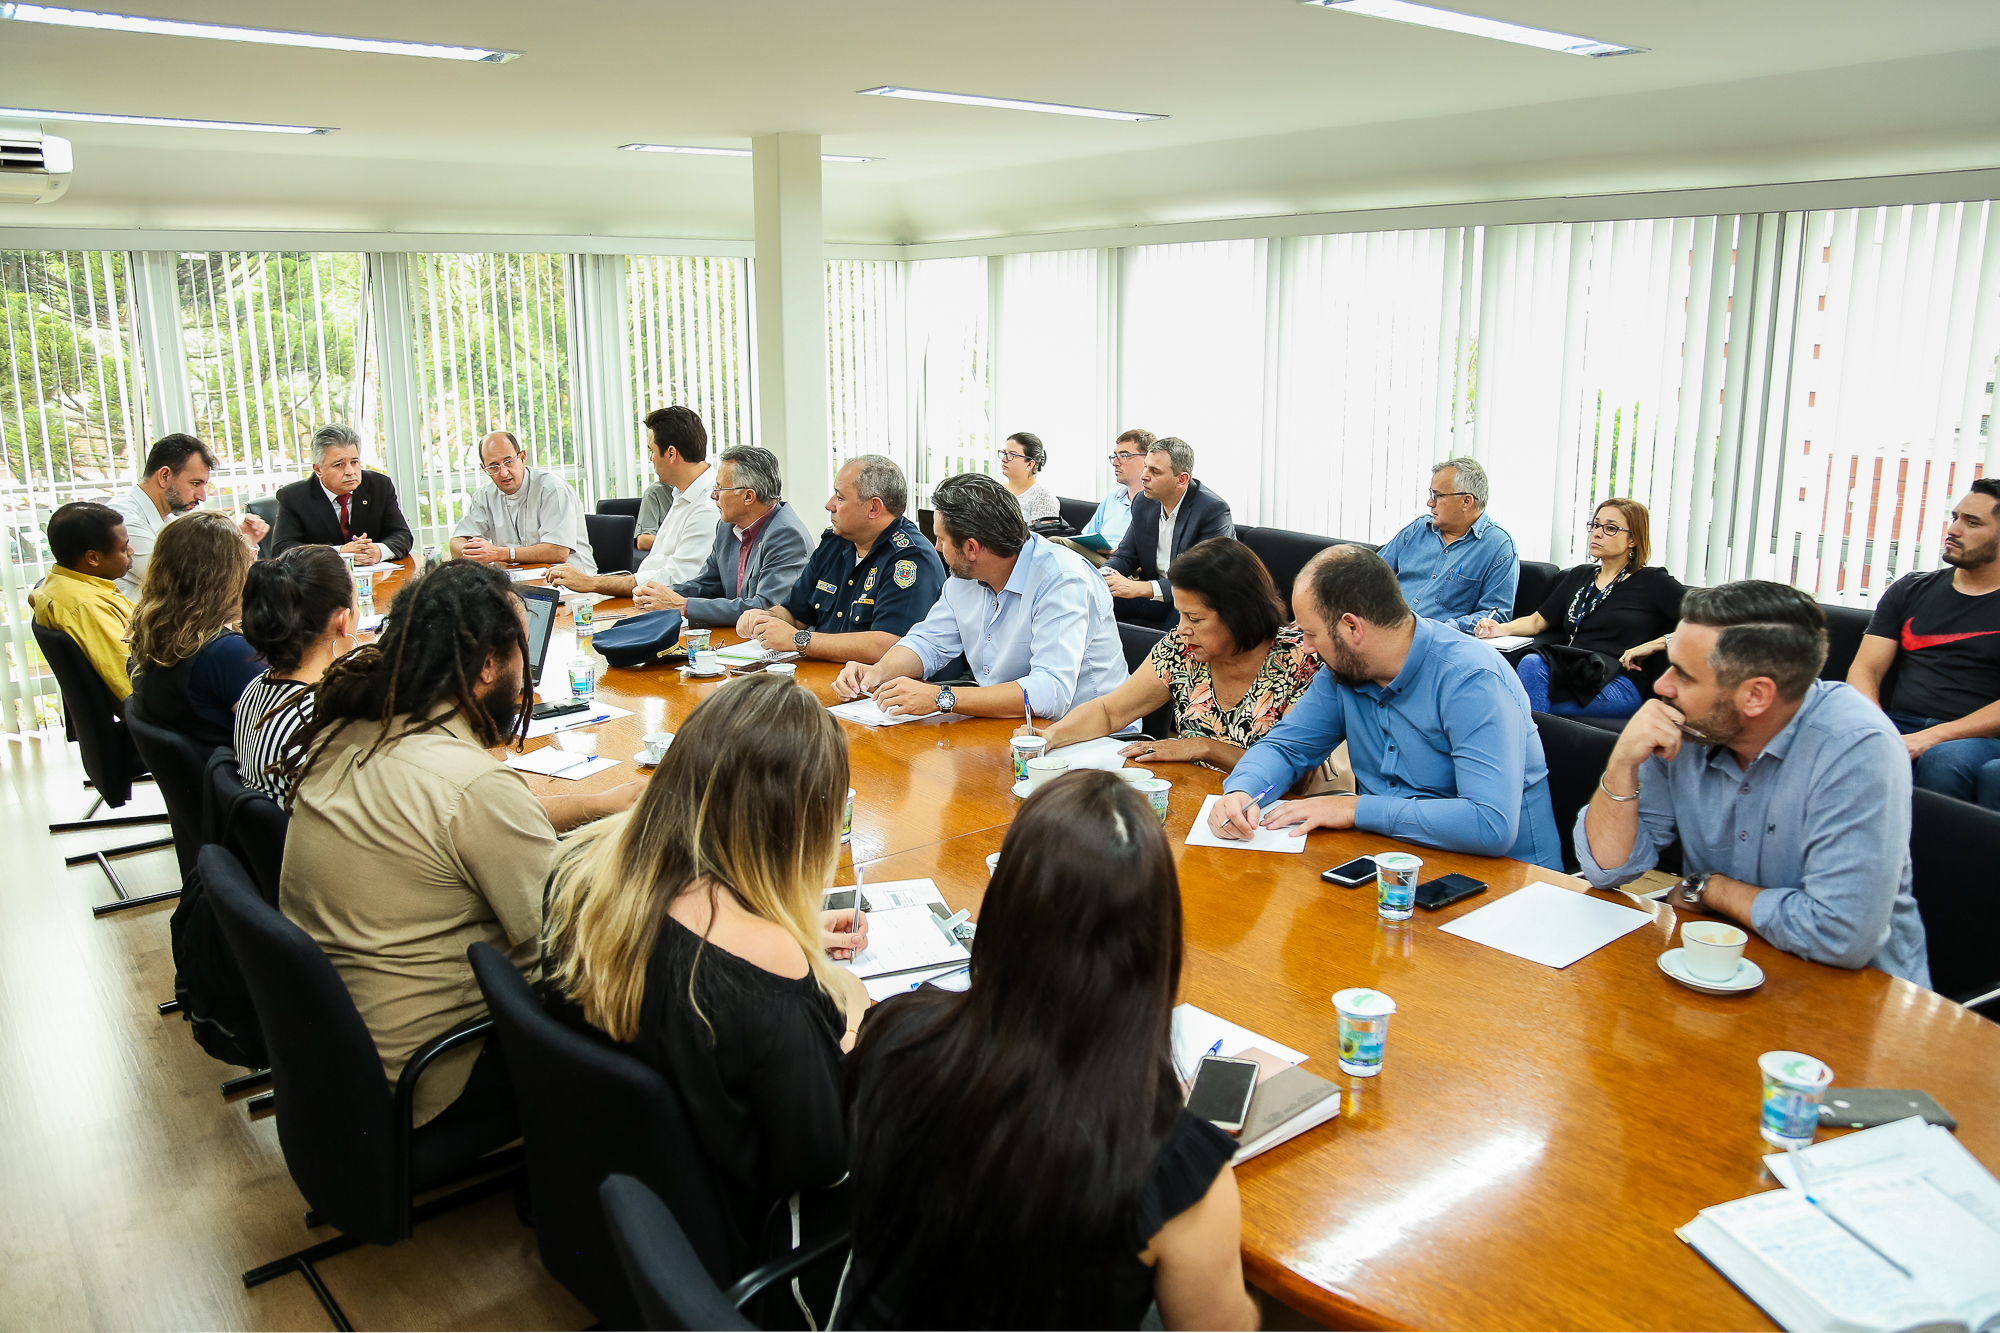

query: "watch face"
xmin=794 ymin=630 xmax=812 ymax=648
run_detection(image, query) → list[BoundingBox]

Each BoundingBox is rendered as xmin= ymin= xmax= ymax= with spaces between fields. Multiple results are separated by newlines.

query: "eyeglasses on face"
xmin=1427 ymin=489 xmax=1473 ymax=503
xmin=1107 ymin=450 xmax=1143 ymax=463
xmin=710 ymin=484 xmax=755 ymax=498
xmin=997 ymin=450 xmax=1029 ymax=463
xmin=1584 ymin=520 xmax=1630 ymax=536
xmin=480 ymin=452 xmax=524 ymax=476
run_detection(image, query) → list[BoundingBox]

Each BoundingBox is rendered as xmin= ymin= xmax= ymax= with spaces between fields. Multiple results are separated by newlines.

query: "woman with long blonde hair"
xmin=544 ymin=671 xmax=869 ymax=1291
xmin=127 ymin=508 xmax=261 ymax=748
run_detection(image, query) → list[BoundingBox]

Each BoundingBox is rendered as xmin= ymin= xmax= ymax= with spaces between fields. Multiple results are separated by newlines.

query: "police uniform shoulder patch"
xmin=890 ymin=530 xmax=911 ymax=549
xmin=862 ymin=567 xmax=878 ymax=592
xmin=892 ymin=558 xmax=918 ymax=589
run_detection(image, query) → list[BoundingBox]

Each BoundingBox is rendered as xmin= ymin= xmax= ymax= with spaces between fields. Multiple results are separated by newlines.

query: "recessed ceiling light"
xmin=1300 ymin=0 xmax=1642 ymax=57
xmin=0 ymin=104 xmax=334 ymax=134
xmin=856 ymin=86 xmax=1165 ymax=121
xmin=619 ymin=144 xmax=880 ymax=163
xmin=0 ymin=3 xmax=522 ymax=62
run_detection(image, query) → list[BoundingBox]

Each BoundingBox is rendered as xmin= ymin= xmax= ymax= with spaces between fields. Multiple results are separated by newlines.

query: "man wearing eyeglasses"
xmin=1053 ymin=428 xmax=1154 ymax=569
xmin=1375 ymin=456 xmax=1518 ymax=634
xmin=449 ymin=431 xmax=595 ymax=573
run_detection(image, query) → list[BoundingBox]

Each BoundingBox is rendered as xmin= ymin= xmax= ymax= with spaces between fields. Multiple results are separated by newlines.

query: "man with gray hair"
xmin=270 ymin=423 xmax=414 ymax=563
xmin=629 ymin=445 xmax=814 ymax=626
xmin=1102 ymin=435 xmax=1235 ymax=630
xmin=1375 ymin=456 xmax=1519 ymax=633
xmin=737 ymin=454 xmax=946 ymax=665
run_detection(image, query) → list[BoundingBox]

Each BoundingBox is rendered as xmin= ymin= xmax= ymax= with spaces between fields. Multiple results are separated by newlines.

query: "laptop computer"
xmin=516 ymin=584 xmax=560 ymax=688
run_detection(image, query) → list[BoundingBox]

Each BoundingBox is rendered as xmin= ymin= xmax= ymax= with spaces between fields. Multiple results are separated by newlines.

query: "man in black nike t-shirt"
xmin=1848 ymin=478 xmax=2000 ymax=809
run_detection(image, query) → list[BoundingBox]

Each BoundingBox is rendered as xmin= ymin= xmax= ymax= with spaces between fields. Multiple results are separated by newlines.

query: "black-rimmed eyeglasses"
xmin=1584 ymin=520 xmax=1630 ymax=536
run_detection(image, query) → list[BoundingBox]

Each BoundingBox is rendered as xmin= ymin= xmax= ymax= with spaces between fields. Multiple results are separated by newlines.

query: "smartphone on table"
xmin=1185 ymin=1055 xmax=1260 ymax=1137
xmin=1415 ymin=873 xmax=1488 ymax=910
xmin=1321 ymin=856 xmax=1377 ymax=888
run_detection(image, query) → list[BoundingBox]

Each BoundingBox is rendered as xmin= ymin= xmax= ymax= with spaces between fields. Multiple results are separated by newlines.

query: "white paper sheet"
xmin=1477 ymin=634 xmax=1536 ymax=651
xmin=1182 ymin=794 xmax=1308 ymax=854
xmin=357 ymin=612 xmax=385 ymax=632
xmin=503 ymin=750 xmax=622 ymax=780
xmin=840 ymin=905 xmax=969 ymax=979
xmin=829 ymin=697 xmax=956 ymax=727
xmin=863 ymin=963 xmax=971 ymax=1001
xmin=522 ymin=703 xmax=634 ymax=739
xmin=1438 ymin=879 xmax=1653 ymax=968
xmin=351 ymin=560 xmax=399 ymax=575
xmin=1172 ymin=1003 xmax=1310 ymax=1069
xmin=506 ymin=568 xmax=546 ymax=582
xmin=1045 ymin=735 xmax=1131 ymax=772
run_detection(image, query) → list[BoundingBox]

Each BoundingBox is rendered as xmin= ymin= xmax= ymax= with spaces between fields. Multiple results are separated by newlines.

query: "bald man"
xmin=449 ymin=431 xmax=594 ymax=572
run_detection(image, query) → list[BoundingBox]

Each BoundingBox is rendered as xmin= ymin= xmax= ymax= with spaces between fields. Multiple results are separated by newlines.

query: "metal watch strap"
xmin=1678 ymin=871 xmax=1712 ymax=907
xmin=935 ymin=686 xmax=956 ymax=714
xmin=794 ymin=629 xmax=812 ymax=650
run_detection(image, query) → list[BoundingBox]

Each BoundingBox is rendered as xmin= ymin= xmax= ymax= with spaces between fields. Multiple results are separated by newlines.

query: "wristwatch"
xmin=794 ymin=629 xmax=813 ymax=650
xmin=935 ymin=685 xmax=957 ymax=715
xmin=1677 ymin=871 xmax=1713 ymax=909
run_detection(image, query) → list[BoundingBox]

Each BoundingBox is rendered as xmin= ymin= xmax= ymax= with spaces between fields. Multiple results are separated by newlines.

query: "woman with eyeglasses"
xmin=1474 ymin=498 xmax=1684 ymax=719
xmin=998 ymin=431 xmax=1062 ymax=525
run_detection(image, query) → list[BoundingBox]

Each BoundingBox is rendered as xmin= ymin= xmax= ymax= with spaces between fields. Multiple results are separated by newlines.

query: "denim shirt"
xmin=1376 ymin=511 xmax=1520 ymax=633
xmin=1574 ymin=681 xmax=1930 ymax=986
xmin=1083 ymin=484 xmax=1137 ymax=547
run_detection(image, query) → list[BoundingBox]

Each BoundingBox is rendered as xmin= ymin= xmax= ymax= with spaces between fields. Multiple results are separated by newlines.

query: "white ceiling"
xmin=5 ymin=0 xmax=2000 ymax=244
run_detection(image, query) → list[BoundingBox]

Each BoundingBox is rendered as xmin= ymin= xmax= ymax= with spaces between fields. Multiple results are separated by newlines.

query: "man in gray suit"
xmin=630 ymin=445 xmax=814 ymax=627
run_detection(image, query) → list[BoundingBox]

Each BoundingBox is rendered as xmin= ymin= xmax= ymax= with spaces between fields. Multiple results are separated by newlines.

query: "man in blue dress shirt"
xmin=1209 ymin=545 xmax=1562 ymax=869
xmin=1056 ymin=427 xmax=1154 ymax=568
xmin=834 ymin=472 xmax=1127 ymax=721
xmin=736 ymin=454 xmax=945 ymax=665
xmin=1577 ymin=581 xmax=1929 ymax=985
xmin=1375 ymin=456 xmax=1519 ymax=632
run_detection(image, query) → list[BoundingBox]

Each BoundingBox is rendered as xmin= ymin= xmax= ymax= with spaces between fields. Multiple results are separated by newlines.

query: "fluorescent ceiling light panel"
xmin=0 ymin=3 xmax=522 ymax=62
xmin=0 ymin=104 xmax=333 ymax=133
xmin=1300 ymin=0 xmax=1642 ymax=57
xmin=619 ymin=144 xmax=880 ymax=162
xmin=857 ymin=86 xmax=1164 ymax=121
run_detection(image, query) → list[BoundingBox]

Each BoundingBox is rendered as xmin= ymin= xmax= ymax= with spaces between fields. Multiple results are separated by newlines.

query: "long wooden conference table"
xmin=381 ymin=559 xmax=2000 ymax=1331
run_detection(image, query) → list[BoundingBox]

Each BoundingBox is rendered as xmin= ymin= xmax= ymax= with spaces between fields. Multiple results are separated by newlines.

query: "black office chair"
xmin=206 ymin=751 xmax=289 ymax=906
xmin=123 ymin=696 xmax=219 ymax=884
xmin=1115 ymin=623 xmax=1176 ymax=740
xmin=1532 ymin=712 xmax=1619 ymax=873
xmin=600 ymin=1174 xmax=851 ymax=1333
xmin=1514 ymin=561 xmax=1563 ymax=621
xmin=31 ymin=621 xmax=176 ymax=912
xmin=596 ymin=496 xmax=643 ymax=520
xmin=1056 ymin=495 xmax=1097 ymax=534
xmin=199 ymin=845 xmax=522 ymax=1329
xmin=585 ymin=511 xmax=639 ymax=578
xmin=247 ymin=497 xmax=279 ymax=558
xmin=1908 ymin=790 xmax=2000 ymax=1017
xmin=469 ymin=942 xmax=743 ymax=1326
xmin=1820 ymin=604 xmax=1875 ymax=683
xmin=1236 ymin=526 xmax=1334 ymax=619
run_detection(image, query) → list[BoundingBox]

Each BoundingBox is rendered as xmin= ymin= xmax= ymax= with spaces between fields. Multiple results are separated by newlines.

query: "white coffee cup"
xmin=641 ymin=731 xmax=673 ymax=764
xmin=692 ymin=650 xmax=721 ymax=674
xmin=1682 ymin=920 xmax=1749 ymax=982
xmin=1023 ymin=756 xmax=1069 ymax=791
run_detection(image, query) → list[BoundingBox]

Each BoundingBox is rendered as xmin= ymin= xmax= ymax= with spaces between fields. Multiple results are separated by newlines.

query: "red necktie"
xmin=337 ymin=492 xmax=351 ymax=540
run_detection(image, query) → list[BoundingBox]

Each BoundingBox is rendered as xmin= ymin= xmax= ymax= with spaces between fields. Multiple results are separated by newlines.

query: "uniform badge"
xmin=892 ymin=558 xmax=917 ymax=589
xmin=891 ymin=530 xmax=911 ymax=549
xmin=863 ymin=567 xmax=878 ymax=592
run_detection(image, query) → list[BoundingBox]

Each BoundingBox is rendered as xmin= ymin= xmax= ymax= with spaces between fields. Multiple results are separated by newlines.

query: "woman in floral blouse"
xmin=1039 ymin=538 xmax=1320 ymax=771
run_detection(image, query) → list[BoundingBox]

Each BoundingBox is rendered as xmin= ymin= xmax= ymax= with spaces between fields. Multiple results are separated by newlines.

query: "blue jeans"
xmin=1517 ymin=653 xmax=1644 ymax=719
xmin=1889 ymin=713 xmax=2000 ymax=809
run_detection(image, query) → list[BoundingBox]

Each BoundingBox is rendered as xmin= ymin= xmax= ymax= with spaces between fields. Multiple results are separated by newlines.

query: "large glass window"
xmin=906 ymin=257 xmax=990 ymax=500
xmin=826 ymin=258 xmax=902 ymax=481
xmin=628 ymin=253 xmax=755 ymax=467
xmin=993 ymin=249 xmax=1106 ymax=503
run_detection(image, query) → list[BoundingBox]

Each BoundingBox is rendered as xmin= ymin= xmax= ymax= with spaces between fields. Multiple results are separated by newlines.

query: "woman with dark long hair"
xmin=127 ymin=509 xmax=260 ymax=748
xmin=234 ymin=545 xmax=355 ymax=801
xmin=841 ymin=770 xmax=1258 ymax=1330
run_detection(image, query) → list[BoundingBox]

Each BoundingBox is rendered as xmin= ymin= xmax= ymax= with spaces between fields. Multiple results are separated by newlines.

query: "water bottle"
xmin=568 ymin=623 xmax=600 ymax=703
xmin=356 ymin=572 xmax=375 ymax=621
xmin=574 ymin=598 xmax=593 ymax=633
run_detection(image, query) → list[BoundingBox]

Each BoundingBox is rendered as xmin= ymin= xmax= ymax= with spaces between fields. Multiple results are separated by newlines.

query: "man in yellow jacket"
xmin=31 ymin=501 xmax=137 ymax=705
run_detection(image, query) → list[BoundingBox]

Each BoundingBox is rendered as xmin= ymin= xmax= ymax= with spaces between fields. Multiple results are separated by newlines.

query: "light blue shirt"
xmin=1223 ymin=618 xmax=1562 ymax=868
xmin=1376 ymin=511 xmax=1519 ymax=633
xmin=896 ymin=534 xmax=1128 ymax=718
xmin=1083 ymin=484 xmax=1137 ymax=547
xmin=1575 ymin=681 xmax=1929 ymax=986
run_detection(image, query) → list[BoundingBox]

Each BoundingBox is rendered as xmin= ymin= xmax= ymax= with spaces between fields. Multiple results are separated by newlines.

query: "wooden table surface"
xmin=384 ymin=560 xmax=2000 ymax=1331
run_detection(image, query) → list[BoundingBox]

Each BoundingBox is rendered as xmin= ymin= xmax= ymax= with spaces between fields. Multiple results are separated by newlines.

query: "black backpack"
xmin=168 ymin=860 xmax=268 ymax=1070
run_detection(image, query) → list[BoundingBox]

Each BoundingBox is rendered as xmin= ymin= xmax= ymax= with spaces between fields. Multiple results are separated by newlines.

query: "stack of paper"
xmin=1680 ymin=1117 xmax=2000 ymax=1333
xmin=1172 ymin=1004 xmax=1339 ymax=1163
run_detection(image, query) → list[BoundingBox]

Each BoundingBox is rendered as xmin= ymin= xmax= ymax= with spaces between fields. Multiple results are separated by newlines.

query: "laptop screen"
xmin=517 ymin=585 xmax=560 ymax=685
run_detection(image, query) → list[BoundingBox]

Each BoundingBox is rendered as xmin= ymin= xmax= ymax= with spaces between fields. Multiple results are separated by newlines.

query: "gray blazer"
xmin=673 ymin=500 xmax=817 ymax=626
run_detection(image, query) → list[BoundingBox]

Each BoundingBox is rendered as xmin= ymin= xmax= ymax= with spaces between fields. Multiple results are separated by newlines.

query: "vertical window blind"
xmin=825 ymin=258 xmax=907 ymax=485
xmin=991 ymin=249 xmax=1110 ymax=504
xmin=628 ymin=254 xmax=755 ymax=479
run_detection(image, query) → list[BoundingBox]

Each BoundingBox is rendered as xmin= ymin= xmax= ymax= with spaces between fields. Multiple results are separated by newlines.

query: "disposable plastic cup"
xmin=1116 ymin=767 xmax=1153 ymax=785
xmin=842 ymin=788 xmax=855 ymax=844
xmin=684 ymin=628 xmax=712 ymax=655
xmin=1333 ymin=988 xmax=1397 ymax=1077
xmin=767 ymin=662 xmax=797 ymax=679
xmin=1010 ymin=736 xmax=1047 ymax=784
xmin=1374 ymin=852 xmax=1423 ymax=921
xmin=1759 ymin=1051 xmax=1833 ymax=1148
xmin=1134 ymin=778 xmax=1171 ymax=824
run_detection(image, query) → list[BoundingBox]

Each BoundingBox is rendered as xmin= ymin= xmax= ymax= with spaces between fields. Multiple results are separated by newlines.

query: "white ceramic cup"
xmin=641 ymin=731 xmax=673 ymax=764
xmin=1116 ymin=767 xmax=1154 ymax=785
xmin=1023 ymin=756 xmax=1069 ymax=791
xmin=1682 ymin=920 xmax=1749 ymax=982
xmin=692 ymin=650 xmax=722 ymax=674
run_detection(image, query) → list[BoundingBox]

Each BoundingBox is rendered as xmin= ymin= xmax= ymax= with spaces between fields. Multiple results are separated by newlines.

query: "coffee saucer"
xmin=1658 ymin=947 xmax=1765 ymax=996
xmin=682 ymin=665 xmax=726 ymax=679
xmin=1011 ymin=779 xmax=1033 ymax=799
xmin=634 ymin=751 xmax=663 ymax=769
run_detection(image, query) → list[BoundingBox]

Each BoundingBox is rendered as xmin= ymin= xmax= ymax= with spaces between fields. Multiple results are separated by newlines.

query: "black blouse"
xmin=1535 ymin=564 xmax=1686 ymax=682
xmin=633 ymin=915 xmax=849 ymax=1250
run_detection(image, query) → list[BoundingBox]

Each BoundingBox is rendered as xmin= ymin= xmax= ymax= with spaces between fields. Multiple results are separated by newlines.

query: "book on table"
xmin=1171 ymin=1004 xmax=1340 ymax=1163
xmin=1677 ymin=1117 xmax=2000 ymax=1333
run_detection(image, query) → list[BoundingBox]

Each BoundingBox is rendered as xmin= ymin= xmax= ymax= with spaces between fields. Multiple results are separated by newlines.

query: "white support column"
xmin=364 ymin=253 xmax=434 ymax=545
xmin=566 ymin=253 xmax=636 ymax=505
xmin=752 ymin=132 xmax=830 ymax=506
xmin=129 ymin=251 xmax=194 ymax=448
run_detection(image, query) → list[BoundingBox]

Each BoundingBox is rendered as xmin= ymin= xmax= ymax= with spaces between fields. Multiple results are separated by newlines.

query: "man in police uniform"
xmin=737 ymin=454 xmax=945 ymax=665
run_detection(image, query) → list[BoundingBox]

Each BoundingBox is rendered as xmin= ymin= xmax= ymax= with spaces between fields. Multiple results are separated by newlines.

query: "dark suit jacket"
xmin=1105 ymin=479 xmax=1235 ymax=612
xmin=270 ymin=471 xmax=413 ymax=559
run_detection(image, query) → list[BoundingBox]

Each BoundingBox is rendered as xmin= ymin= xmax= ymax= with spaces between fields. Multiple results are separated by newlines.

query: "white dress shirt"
xmin=633 ymin=464 xmax=722 ymax=586
xmin=1150 ymin=493 xmax=1184 ymax=601
xmin=108 ymin=483 xmax=168 ymax=601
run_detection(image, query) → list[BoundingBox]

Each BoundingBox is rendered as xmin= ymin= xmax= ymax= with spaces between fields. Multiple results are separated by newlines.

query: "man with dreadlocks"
xmin=276 ymin=561 xmax=637 ymax=1126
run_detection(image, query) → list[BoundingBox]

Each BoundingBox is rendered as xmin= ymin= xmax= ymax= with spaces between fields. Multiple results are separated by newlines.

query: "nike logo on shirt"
xmin=1902 ymin=620 xmax=2000 ymax=651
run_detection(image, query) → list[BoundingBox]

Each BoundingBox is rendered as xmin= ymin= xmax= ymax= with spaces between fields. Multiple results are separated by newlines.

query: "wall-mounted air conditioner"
xmin=0 ymin=130 xmax=73 ymax=204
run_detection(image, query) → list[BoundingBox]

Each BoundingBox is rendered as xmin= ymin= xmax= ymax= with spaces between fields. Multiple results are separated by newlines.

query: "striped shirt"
xmin=233 ymin=673 xmax=314 ymax=803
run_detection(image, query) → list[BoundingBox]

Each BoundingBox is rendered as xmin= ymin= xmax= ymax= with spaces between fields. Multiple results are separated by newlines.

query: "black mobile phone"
xmin=1321 ymin=856 xmax=1378 ymax=888
xmin=823 ymin=888 xmax=858 ymax=914
xmin=1185 ymin=1055 xmax=1260 ymax=1137
xmin=1415 ymin=873 xmax=1488 ymax=911
xmin=1817 ymin=1088 xmax=1957 ymax=1131
xmin=530 ymin=700 xmax=589 ymax=721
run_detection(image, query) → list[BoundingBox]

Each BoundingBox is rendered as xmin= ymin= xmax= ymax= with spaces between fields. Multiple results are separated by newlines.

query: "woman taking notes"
xmin=541 ymin=673 xmax=869 ymax=1302
xmin=841 ymin=771 xmax=1258 ymax=1330
xmin=1040 ymin=537 xmax=1318 ymax=770
xmin=1474 ymin=498 xmax=1684 ymax=719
